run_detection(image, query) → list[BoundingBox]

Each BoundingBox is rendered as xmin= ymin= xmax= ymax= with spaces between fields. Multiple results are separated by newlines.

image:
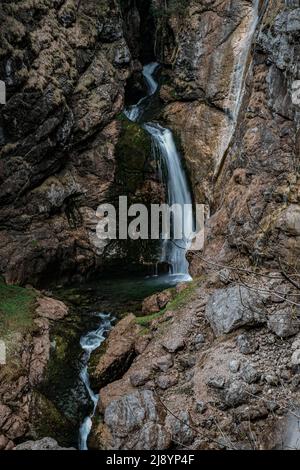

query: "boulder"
xmin=142 ymin=290 xmax=173 ymax=314
xmin=14 ymin=437 xmax=74 ymax=450
xmin=205 ymin=286 xmax=266 ymax=336
xmin=35 ymin=296 xmax=69 ymax=321
xmin=267 ymin=308 xmax=300 ymax=338
xmin=89 ymin=314 xmax=141 ymax=389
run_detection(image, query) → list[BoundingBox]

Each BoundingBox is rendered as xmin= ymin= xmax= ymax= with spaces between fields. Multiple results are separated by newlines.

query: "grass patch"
xmin=135 ymin=281 xmax=197 ymax=327
xmin=0 ymin=277 xmax=37 ymax=337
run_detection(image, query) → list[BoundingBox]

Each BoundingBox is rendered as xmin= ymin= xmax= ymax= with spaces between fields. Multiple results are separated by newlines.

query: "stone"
xmin=224 ymin=381 xmax=250 ymax=408
xmin=130 ymin=369 xmax=152 ymax=387
xmin=89 ymin=314 xmax=141 ymax=389
xmin=156 ymin=372 xmax=179 ymax=390
xmin=267 ymin=309 xmax=300 ymax=338
xmin=205 ymin=286 xmax=266 ymax=336
xmin=240 ymin=363 xmax=260 ymax=384
xmin=236 ymin=334 xmax=258 ymax=355
xmin=142 ymin=290 xmax=173 ymax=315
xmin=194 ymin=334 xmax=205 ymax=345
xmin=195 ymin=401 xmax=207 ymax=414
xmin=161 ymin=336 xmax=185 ymax=353
xmin=291 ymin=349 xmax=300 ymax=366
xmin=14 ymin=437 xmax=75 ymax=450
xmin=153 ymin=354 xmax=173 ymax=372
xmin=35 ymin=296 xmax=69 ymax=320
xmin=165 ymin=411 xmax=194 ymax=445
xmin=264 ymin=374 xmax=279 ymax=386
xmin=207 ymin=376 xmax=226 ymax=390
xmin=229 ymin=359 xmax=241 ymax=373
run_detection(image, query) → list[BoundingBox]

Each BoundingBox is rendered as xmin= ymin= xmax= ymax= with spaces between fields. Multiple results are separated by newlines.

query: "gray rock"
xmin=154 ymin=354 xmax=173 ymax=372
xmin=104 ymin=390 xmax=159 ymax=438
xmin=264 ymin=374 xmax=279 ymax=386
xmin=224 ymin=380 xmax=250 ymax=408
xmin=195 ymin=401 xmax=207 ymax=414
xmin=236 ymin=334 xmax=258 ymax=355
xmin=240 ymin=363 xmax=260 ymax=384
xmin=14 ymin=437 xmax=74 ymax=450
xmin=229 ymin=359 xmax=241 ymax=373
xmin=291 ymin=349 xmax=300 ymax=366
xmin=161 ymin=336 xmax=185 ymax=353
xmin=165 ymin=411 xmax=194 ymax=445
xmin=205 ymin=286 xmax=266 ymax=336
xmin=267 ymin=309 xmax=300 ymax=338
xmin=156 ymin=373 xmax=178 ymax=390
xmin=207 ymin=376 xmax=226 ymax=389
xmin=194 ymin=334 xmax=205 ymax=345
xmin=130 ymin=369 xmax=152 ymax=387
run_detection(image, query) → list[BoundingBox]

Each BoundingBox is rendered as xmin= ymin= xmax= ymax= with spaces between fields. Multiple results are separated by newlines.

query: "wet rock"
xmin=236 ymin=334 xmax=258 ymax=355
xmin=205 ymin=286 xmax=266 ymax=336
xmin=267 ymin=308 xmax=300 ymax=338
xmin=14 ymin=437 xmax=74 ymax=450
xmin=89 ymin=314 xmax=141 ymax=389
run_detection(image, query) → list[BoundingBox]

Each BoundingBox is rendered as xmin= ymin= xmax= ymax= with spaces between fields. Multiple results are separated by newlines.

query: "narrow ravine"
xmin=78 ymin=313 xmax=113 ymax=450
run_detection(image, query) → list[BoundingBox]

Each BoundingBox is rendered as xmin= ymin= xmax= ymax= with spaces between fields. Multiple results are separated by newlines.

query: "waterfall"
xmin=144 ymin=123 xmax=193 ymax=277
xmin=78 ymin=313 xmax=113 ymax=450
xmin=214 ymin=0 xmax=260 ymax=177
xmin=125 ymin=63 xmax=193 ymax=279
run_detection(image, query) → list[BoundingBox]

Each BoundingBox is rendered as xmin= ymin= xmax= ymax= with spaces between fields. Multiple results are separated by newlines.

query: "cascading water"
xmin=125 ymin=63 xmax=194 ymax=279
xmin=78 ymin=313 xmax=113 ymax=450
xmin=144 ymin=123 xmax=193 ymax=277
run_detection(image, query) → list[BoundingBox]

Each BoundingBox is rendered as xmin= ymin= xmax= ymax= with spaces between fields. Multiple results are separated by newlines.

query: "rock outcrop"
xmin=0 ymin=289 xmax=69 ymax=449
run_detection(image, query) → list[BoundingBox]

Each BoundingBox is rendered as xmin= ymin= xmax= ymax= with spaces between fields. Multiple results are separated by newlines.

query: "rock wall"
xmin=0 ymin=0 xmax=163 ymax=286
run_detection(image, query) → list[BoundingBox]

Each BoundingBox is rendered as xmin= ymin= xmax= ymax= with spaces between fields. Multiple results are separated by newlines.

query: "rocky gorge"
xmin=1 ymin=0 xmax=300 ymax=452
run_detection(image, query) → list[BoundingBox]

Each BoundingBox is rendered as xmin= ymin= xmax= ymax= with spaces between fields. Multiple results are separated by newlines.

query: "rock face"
xmin=0 ymin=293 xmax=69 ymax=448
xmin=205 ymin=286 xmax=266 ymax=336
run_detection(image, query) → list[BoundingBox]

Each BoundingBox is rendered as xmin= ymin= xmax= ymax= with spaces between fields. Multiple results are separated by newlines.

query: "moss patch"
xmin=135 ymin=281 xmax=197 ymax=327
xmin=115 ymin=117 xmax=152 ymax=193
xmin=0 ymin=277 xmax=37 ymax=337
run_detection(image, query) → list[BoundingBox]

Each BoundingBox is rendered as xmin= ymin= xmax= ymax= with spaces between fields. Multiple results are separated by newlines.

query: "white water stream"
xmin=78 ymin=313 xmax=113 ymax=450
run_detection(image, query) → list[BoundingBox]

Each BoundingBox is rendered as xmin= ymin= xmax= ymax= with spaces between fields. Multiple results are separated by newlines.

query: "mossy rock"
xmin=115 ymin=118 xmax=152 ymax=193
xmin=30 ymin=391 xmax=75 ymax=447
xmin=0 ymin=277 xmax=37 ymax=338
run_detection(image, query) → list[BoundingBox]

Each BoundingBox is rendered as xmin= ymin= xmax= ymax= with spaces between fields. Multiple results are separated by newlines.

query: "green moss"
xmin=116 ymin=117 xmax=152 ymax=193
xmin=31 ymin=391 xmax=75 ymax=447
xmin=0 ymin=277 xmax=37 ymax=337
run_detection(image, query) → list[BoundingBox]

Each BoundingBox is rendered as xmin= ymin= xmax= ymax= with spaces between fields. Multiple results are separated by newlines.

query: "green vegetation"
xmin=135 ymin=281 xmax=197 ymax=327
xmin=0 ymin=277 xmax=37 ymax=336
xmin=116 ymin=117 xmax=152 ymax=193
